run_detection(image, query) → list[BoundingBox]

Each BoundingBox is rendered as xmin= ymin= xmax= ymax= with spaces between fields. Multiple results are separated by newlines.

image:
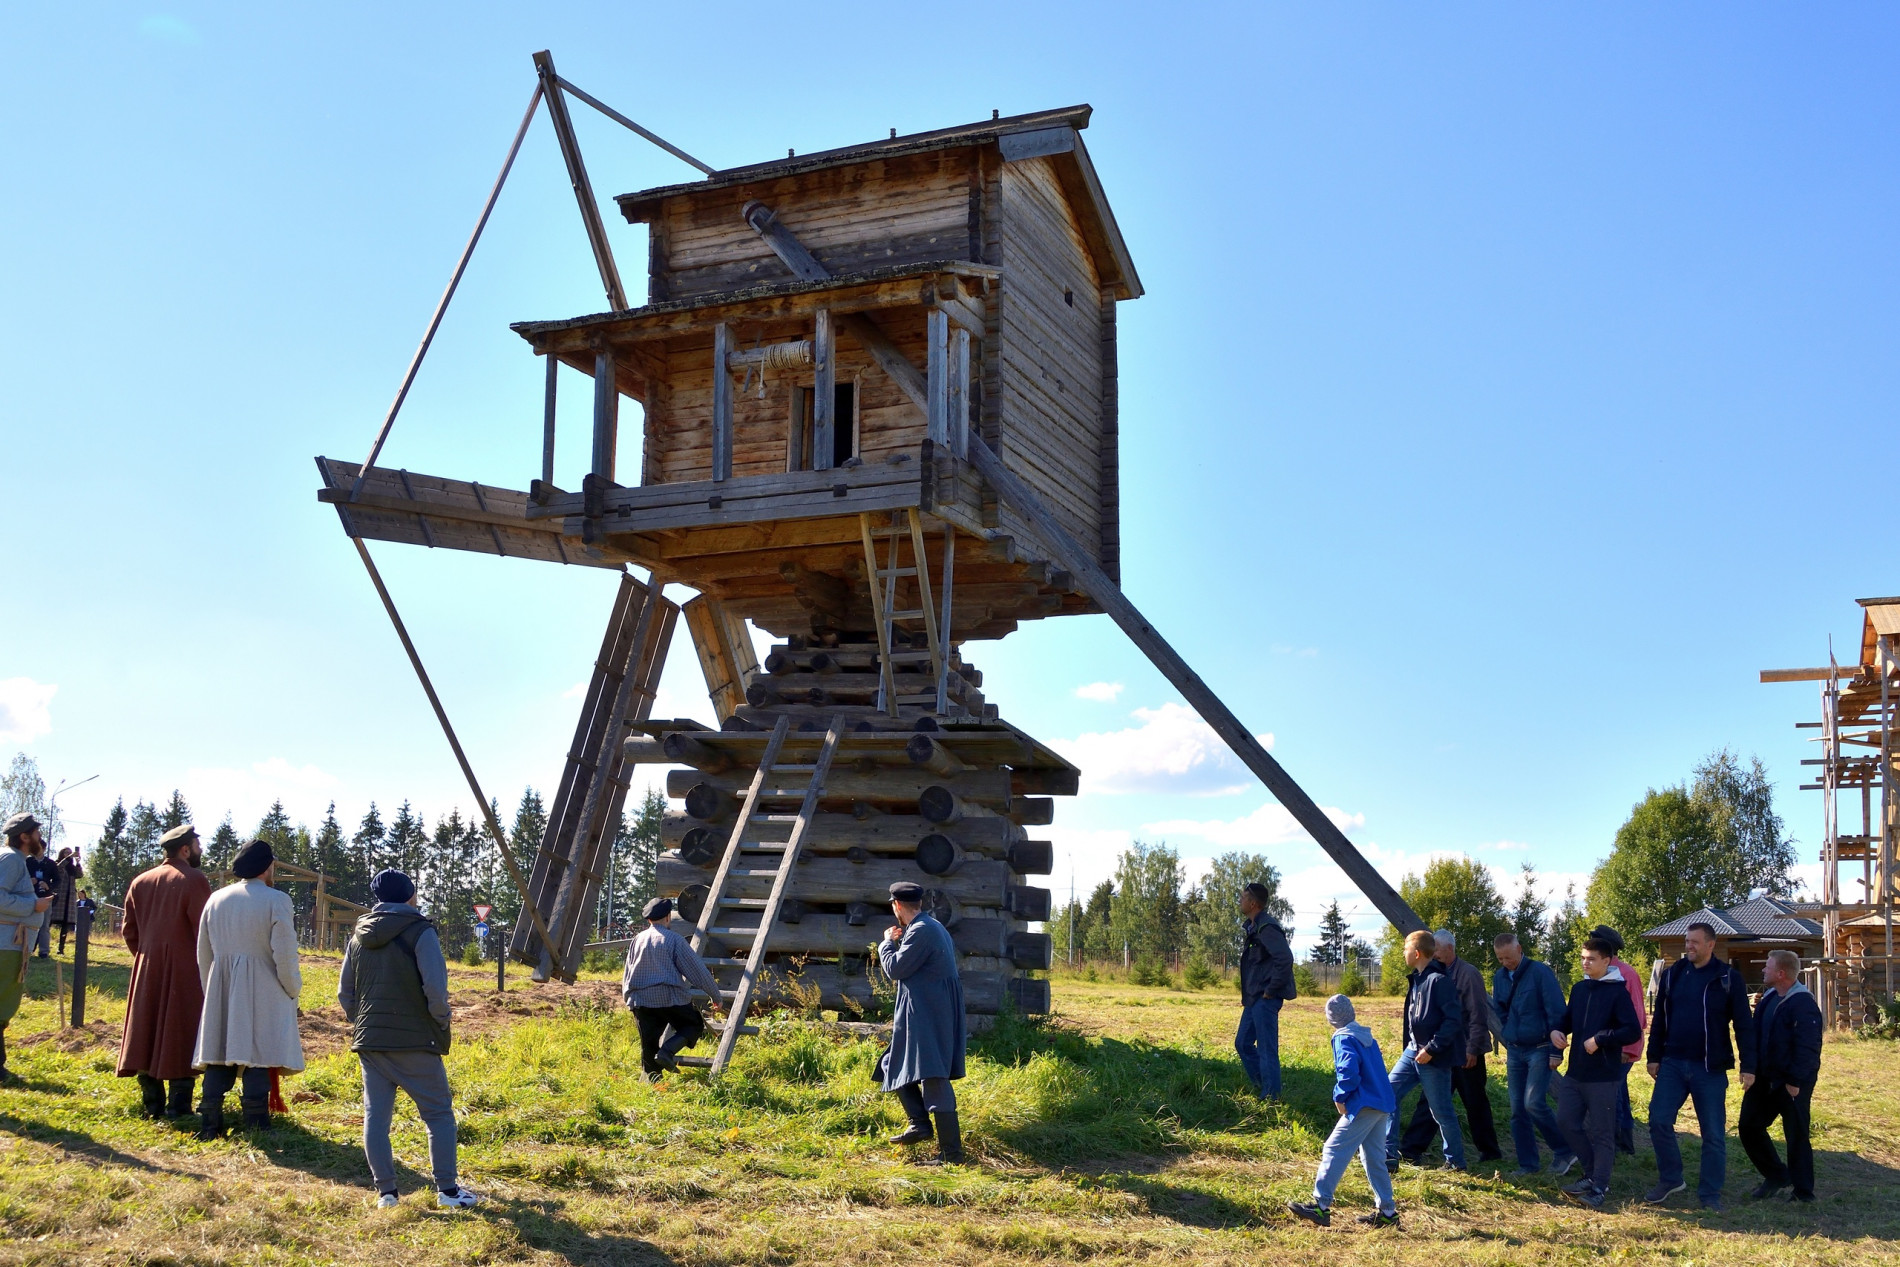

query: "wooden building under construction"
xmin=1761 ymin=596 xmax=1900 ymax=1027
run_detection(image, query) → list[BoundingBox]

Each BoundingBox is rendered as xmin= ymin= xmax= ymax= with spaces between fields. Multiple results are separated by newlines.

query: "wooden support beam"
xmin=533 ymin=50 xmax=628 ymax=312
xmin=682 ymin=593 xmax=758 ymax=723
xmin=541 ymin=354 xmax=558 ymax=487
xmin=926 ymin=308 xmax=950 ymax=445
xmin=712 ymin=322 xmax=733 ymax=482
xmin=964 ymin=436 xmax=1424 ymax=935
xmin=813 ymin=309 xmax=836 ymax=471
xmin=591 ymin=347 xmax=618 ymax=481
xmin=949 ymin=327 xmax=970 ymax=458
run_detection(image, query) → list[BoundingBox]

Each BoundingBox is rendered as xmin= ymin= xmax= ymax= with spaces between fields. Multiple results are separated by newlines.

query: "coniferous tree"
xmin=126 ymin=800 xmax=163 ymax=876
xmin=86 ymin=799 xmax=139 ymax=905
xmin=496 ymin=788 xmax=546 ymax=931
xmin=1545 ymin=883 xmax=1590 ymax=988
xmin=1509 ymin=863 xmax=1548 ymax=960
xmin=313 ymin=803 xmax=345 ymax=896
xmin=348 ymin=803 xmax=384 ymax=904
xmin=423 ymin=810 xmax=483 ymax=954
xmin=1314 ymin=901 xmax=1353 ymax=964
xmin=605 ymin=787 xmax=665 ymax=935
xmin=206 ymin=815 xmax=242 ymax=873
xmin=1080 ymin=879 xmax=1116 ymax=961
xmin=159 ymin=790 xmax=192 ymax=833
xmin=385 ymin=801 xmax=427 ymax=880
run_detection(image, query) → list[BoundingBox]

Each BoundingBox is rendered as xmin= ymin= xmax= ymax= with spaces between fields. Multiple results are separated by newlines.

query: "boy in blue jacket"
xmin=1291 ymin=995 xmax=1400 ymax=1228
xmin=1549 ymin=937 xmax=1644 ymax=1207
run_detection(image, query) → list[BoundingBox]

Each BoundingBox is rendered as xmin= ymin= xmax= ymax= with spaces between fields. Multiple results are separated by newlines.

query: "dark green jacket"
xmin=339 ymin=906 xmax=451 ymax=1054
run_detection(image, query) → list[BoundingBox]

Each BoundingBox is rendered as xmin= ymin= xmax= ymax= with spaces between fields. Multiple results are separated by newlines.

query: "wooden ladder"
xmin=859 ymin=509 xmax=950 ymax=716
xmin=682 ymin=714 xmax=848 ymax=1075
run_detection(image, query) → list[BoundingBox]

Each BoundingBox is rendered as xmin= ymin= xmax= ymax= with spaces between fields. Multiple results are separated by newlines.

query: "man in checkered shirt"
xmin=621 ymin=896 xmax=726 ymax=1078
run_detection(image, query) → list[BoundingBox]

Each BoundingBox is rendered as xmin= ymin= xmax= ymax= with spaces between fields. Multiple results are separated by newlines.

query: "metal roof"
xmin=1643 ymin=895 xmax=1822 ymax=940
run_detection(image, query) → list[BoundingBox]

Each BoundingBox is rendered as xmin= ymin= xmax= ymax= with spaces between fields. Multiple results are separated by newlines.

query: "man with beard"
xmin=0 ymin=814 xmax=55 ymax=1085
xmin=879 ymin=881 xmax=967 ymax=1165
xmin=118 ymin=823 xmax=212 ymax=1119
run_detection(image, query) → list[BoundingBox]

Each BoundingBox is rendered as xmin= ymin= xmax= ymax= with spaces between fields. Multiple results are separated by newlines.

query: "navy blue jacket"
xmin=1647 ymin=955 xmax=1757 ymax=1074
xmin=1754 ymin=983 xmax=1823 ymax=1091
xmin=1494 ymin=956 xmax=1567 ymax=1051
xmin=1556 ymin=969 xmax=1644 ymax=1082
xmin=876 ymin=911 xmax=966 ymax=1087
xmin=1403 ymin=958 xmax=1466 ymax=1064
xmin=1238 ymin=911 xmax=1295 ymax=1005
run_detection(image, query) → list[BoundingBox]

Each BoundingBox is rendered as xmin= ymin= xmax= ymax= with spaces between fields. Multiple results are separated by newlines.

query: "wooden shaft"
xmin=964 ymin=435 xmax=1425 ymax=935
xmin=553 ymin=74 xmax=714 ymax=175
xmin=662 ymin=731 xmax=736 ymax=774
xmin=541 ymin=353 xmax=557 ymax=487
xmin=950 ymin=327 xmax=971 ymax=458
xmin=350 ymin=83 xmax=543 ymax=499
xmin=906 ymin=733 xmax=966 ymax=777
xmin=926 ymin=308 xmax=949 ymax=444
xmin=741 ymin=201 xmax=830 ymax=281
xmin=532 ymin=51 xmax=628 ymax=312
xmin=351 ymin=538 xmax=558 ymax=953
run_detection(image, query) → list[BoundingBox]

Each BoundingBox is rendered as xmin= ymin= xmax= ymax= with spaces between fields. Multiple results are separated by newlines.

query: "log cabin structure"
xmin=318 ymin=55 xmax=1424 ymax=1071
xmin=1760 ymin=595 xmax=1900 ymax=1027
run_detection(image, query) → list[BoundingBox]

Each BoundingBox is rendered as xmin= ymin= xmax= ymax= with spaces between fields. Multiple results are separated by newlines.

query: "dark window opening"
xmin=790 ymin=382 xmax=857 ymax=471
xmin=1064 ymin=288 xmax=1074 ymax=307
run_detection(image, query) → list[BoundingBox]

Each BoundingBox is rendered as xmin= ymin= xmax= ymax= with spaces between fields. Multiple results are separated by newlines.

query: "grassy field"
xmin=1 ymin=945 xmax=1896 ymax=1265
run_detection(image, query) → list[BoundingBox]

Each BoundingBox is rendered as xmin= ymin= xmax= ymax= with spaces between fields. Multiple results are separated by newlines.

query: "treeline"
xmin=84 ymin=785 xmax=666 ymax=956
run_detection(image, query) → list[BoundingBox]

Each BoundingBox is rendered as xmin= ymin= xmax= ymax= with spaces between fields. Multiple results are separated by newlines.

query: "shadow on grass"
xmin=485 ymin=1195 xmax=681 ymax=1265
xmin=0 ymin=1110 xmax=202 ymax=1178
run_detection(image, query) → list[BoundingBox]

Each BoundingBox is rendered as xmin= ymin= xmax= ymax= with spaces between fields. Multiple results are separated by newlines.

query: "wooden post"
xmin=315 ymin=871 xmax=328 ymax=952
xmin=964 ymin=435 xmax=1426 ymax=935
xmin=55 ymin=960 xmax=66 ymax=1029
xmin=592 ymin=348 xmax=618 ymax=482
xmin=542 ymin=353 xmax=558 ymax=487
xmin=949 ymin=327 xmax=971 ymax=458
xmin=813 ymin=309 xmax=835 ymax=470
xmin=926 ymin=308 xmax=949 ymax=445
xmin=712 ymin=322 xmax=733 ymax=482
xmin=70 ymin=903 xmax=91 ymax=1027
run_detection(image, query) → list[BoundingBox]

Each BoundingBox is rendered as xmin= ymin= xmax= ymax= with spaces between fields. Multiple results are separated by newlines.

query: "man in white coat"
xmin=193 ymin=839 xmax=304 ymax=1139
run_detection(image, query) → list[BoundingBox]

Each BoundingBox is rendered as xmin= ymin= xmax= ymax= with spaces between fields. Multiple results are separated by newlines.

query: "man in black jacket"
xmin=1385 ymin=929 xmax=1468 ymax=1172
xmin=1549 ymin=937 xmax=1644 ymax=1207
xmin=1738 ymin=949 xmax=1822 ymax=1202
xmin=1643 ymin=922 xmax=1757 ymax=1211
xmin=1234 ymin=882 xmax=1295 ymax=1100
xmin=1398 ymin=929 xmax=1504 ymax=1164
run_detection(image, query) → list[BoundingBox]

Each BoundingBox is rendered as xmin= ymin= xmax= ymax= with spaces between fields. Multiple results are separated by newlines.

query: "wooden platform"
xmin=317 ymin=455 xmax=1094 ymax=640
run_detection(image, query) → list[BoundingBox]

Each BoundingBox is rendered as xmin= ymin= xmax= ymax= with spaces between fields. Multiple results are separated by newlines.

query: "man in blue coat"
xmin=879 ymin=881 xmax=967 ymax=1165
xmin=1234 ymin=881 xmax=1296 ymax=1100
xmin=1387 ymin=929 xmax=1467 ymax=1172
xmin=1493 ymin=932 xmax=1576 ymax=1176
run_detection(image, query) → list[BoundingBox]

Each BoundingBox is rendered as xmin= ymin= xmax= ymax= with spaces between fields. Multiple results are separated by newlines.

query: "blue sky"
xmin=4 ymin=5 xmax=1894 ymax=948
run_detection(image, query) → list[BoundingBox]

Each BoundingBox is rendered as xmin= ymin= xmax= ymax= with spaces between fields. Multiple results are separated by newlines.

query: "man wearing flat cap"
xmin=118 ymin=822 xmax=212 ymax=1118
xmin=621 ymin=895 xmax=725 ymax=1079
xmin=879 ymin=880 xmax=967 ymax=1164
xmin=1 ymin=813 xmax=55 ymax=1085
xmin=338 ymin=869 xmax=480 ymax=1209
xmin=193 ymin=840 xmax=304 ymax=1137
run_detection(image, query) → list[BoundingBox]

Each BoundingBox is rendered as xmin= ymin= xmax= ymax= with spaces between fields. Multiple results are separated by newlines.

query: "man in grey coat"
xmin=621 ymin=896 xmax=724 ymax=1078
xmin=0 ymin=813 xmax=54 ymax=1085
xmin=338 ymin=869 xmax=478 ymax=1210
xmin=879 ymin=881 xmax=967 ymax=1165
xmin=1398 ymin=929 xmax=1504 ymax=1164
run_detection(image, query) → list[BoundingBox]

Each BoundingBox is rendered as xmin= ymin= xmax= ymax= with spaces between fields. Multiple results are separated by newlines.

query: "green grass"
xmin=0 ymin=954 xmax=1896 ymax=1264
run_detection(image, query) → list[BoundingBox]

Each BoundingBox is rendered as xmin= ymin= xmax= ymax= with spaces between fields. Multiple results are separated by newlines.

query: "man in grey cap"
xmin=621 ymin=895 xmax=725 ymax=1079
xmin=1 ymin=813 xmax=54 ymax=1084
xmin=879 ymin=880 xmax=967 ymax=1164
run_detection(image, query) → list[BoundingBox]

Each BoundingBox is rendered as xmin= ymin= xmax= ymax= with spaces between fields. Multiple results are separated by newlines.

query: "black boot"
xmin=196 ymin=1098 xmax=226 ymax=1141
xmin=0 ymin=1031 xmax=16 ymax=1086
xmin=921 ymin=1110 xmax=964 ymax=1165
xmin=889 ymin=1083 xmax=934 ymax=1145
xmin=240 ymin=1096 xmax=271 ymax=1132
xmin=137 ymin=1073 xmax=166 ymax=1118
xmin=166 ymin=1078 xmax=196 ymax=1119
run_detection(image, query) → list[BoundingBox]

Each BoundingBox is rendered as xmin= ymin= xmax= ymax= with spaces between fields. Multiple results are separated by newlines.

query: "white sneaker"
xmin=436 ymin=1186 xmax=481 ymax=1209
xmin=1552 ymin=1155 xmax=1579 ymax=1176
xmin=375 ymin=1193 xmax=400 ymax=1209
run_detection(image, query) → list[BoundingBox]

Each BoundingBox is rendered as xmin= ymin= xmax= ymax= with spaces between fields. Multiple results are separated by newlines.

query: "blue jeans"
xmin=1649 ymin=1057 xmax=1729 ymax=1201
xmin=1235 ymin=998 xmax=1284 ymax=1097
xmin=1315 ymin=1107 xmax=1397 ymax=1214
xmin=1387 ymin=1045 xmax=1466 ymax=1169
xmin=1504 ymin=1044 xmax=1573 ymax=1171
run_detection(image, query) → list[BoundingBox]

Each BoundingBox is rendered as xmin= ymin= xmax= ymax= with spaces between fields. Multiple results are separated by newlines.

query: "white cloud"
xmin=1073 ymin=681 xmax=1124 ymax=702
xmin=560 ymin=680 xmax=588 ymax=700
xmin=0 ymin=678 xmax=56 ymax=745
xmin=1051 ymin=702 xmax=1273 ymax=796
xmin=1145 ymin=800 xmax=1365 ymax=848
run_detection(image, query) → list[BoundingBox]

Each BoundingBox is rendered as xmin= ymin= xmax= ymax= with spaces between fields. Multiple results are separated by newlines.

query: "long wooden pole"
xmin=351 ymin=83 xmax=544 ymax=499
xmin=351 ymin=538 xmax=558 ymax=954
xmin=532 ymin=50 xmax=628 ymax=312
xmin=964 ymin=436 xmax=1424 ymax=935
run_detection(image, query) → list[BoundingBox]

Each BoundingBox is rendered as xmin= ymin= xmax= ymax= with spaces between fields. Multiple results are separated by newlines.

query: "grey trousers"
xmin=359 ymin=1050 xmax=458 ymax=1194
xmin=1557 ymin=1076 xmax=1620 ymax=1193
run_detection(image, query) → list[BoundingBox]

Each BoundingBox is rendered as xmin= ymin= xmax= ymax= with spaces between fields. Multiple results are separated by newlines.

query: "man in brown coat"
xmin=118 ymin=823 xmax=212 ymax=1118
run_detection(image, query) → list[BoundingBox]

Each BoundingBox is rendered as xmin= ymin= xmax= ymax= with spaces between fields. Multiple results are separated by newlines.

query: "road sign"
xmin=473 ymin=904 xmax=492 ymax=921
xmin=475 ymin=921 xmax=489 ymax=938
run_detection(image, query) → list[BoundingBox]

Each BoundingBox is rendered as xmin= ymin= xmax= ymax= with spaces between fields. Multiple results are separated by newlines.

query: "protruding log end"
xmin=684 ymin=783 xmax=737 ymax=824
xmin=915 ymin=833 xmax=965 ymax=876
xmin=1005 ymin=885 xmax=1052 ymax=921
xmin=1011 ymin=797 xmax=1055 ymax=826
xmin=1006 ymin=839 xmax=1055 ymax=876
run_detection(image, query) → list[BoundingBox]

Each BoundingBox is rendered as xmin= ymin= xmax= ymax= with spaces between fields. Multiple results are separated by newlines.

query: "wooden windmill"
xmin=319 ymin=53 xmax=1421 ymax=1073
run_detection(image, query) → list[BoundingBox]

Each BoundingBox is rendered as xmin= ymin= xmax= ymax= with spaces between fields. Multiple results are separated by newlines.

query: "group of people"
xmin=1272 ymin=917 xmax=1823 ymax=1228
xmin=622 ymin=879 xmax=970 ymax=1164
xmin=0 ymin=813 xmax=478 ymax=1207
